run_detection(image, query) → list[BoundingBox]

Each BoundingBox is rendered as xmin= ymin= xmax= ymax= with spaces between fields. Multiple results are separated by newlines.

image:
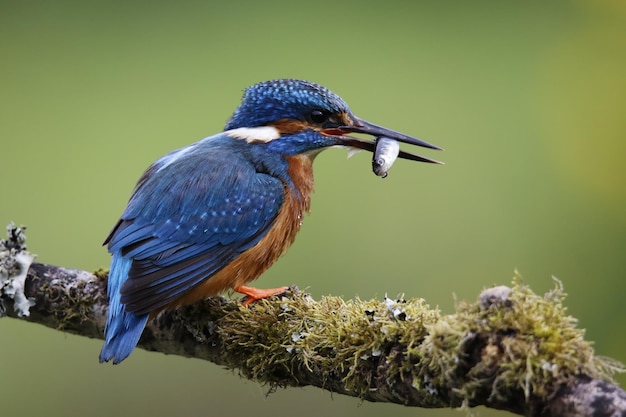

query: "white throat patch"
xmin=225 ymin=126 xmax=281 ymax=143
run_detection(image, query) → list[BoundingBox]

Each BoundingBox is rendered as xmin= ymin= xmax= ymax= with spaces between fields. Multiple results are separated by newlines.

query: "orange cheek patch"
xmin=337 ymin=112 xmax=354 ymax=126
xmin=271 ymin=119 xmax=315 ymax=135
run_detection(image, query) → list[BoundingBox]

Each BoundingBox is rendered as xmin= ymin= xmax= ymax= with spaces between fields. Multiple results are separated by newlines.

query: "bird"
xmin=99 ymin=79 xmax=442 ymax=364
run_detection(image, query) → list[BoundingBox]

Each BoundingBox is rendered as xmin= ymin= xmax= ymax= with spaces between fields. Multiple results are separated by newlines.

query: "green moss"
xmin=209 ymin=277 xmax=622 ymax=407
xmin=216 ymin=289 xmax=441 ymax=399
xmin=93 ymin=267 xmax=109 ymax=282
xmin=423 ymin=274 xmax=621 ymax=406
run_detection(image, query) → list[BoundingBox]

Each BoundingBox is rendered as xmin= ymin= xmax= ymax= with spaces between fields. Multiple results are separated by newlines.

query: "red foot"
xmin=234 ymin=285 xmax=289 ymax=306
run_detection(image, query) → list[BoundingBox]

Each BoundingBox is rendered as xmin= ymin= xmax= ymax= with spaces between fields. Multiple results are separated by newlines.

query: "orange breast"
xmin=163 ymin=154 xmax=316 ymax=310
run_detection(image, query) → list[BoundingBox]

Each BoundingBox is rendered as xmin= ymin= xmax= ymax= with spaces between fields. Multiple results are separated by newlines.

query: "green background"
xmin=2 ymin=1 xmax=625 ymax=416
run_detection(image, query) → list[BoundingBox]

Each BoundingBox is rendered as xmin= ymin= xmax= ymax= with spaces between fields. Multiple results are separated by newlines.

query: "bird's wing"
xmin=105 ymin=139 xmax=284 ymax=314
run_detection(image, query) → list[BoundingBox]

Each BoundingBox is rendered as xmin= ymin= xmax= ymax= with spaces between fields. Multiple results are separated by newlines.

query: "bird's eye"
xmin=309 ymin=110 xmax=329 ymax=124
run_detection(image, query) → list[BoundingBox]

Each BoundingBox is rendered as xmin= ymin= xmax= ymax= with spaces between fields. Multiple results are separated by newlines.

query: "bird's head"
xmin=224 ymin=79 xmax=442 ymax=163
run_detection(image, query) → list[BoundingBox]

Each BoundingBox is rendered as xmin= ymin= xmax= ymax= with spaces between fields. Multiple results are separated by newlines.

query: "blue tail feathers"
xmin=99 ymin=253 xmax=149 ymax=364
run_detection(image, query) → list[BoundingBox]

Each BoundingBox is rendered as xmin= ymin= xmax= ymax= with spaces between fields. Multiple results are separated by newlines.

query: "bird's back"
xmin=106 ymin=134 xmax=314 ymax=315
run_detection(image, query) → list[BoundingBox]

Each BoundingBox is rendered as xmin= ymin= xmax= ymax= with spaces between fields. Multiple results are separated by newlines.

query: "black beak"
xmin=325 ymin=116 xmax=444 ymax=164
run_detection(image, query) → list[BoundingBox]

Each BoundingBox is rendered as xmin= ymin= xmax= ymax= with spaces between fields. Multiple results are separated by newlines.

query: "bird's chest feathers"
xmin=284 ymin=153 xmax=315 ymax=215
xmin=232 ymin=153 xmax=315 ymax=279
xmin=172 ymin=154 xmax=316 ymax=303
xmin=241 ymin=154 xmax=314 ymax=268
xmin=259 ymin=153 xmax=315 ymax=255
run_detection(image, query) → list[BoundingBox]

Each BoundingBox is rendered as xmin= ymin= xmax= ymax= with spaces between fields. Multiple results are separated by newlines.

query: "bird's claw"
xmin=235 ymin=285 xmax=290 ymax=306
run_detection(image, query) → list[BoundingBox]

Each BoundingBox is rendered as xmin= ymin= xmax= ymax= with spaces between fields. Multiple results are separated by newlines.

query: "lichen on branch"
xmin=169 ymin=276 xmax=622 ymax=413
xmin=1 ymin=222 xmax=625 ymax=416
xmin=0 ymin=222 xmax=36 ymax=317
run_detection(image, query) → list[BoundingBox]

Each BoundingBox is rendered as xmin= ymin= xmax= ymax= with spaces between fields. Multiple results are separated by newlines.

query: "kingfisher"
xmin=99 ymin=79 xmax=442 ymax=364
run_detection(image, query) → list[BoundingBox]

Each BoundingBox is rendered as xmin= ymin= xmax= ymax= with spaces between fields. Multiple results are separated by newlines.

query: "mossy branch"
xmin=1 ymin=224 xmax=625 ymax=416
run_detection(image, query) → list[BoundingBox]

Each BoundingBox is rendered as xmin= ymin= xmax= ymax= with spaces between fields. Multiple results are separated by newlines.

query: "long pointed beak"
xmin=323 ymin=116 xmax=444 ymax=164
xmin=346 ymin=117 xmax=442 ymax=150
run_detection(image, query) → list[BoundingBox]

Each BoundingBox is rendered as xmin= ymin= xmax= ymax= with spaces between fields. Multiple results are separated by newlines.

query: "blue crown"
xmin=225 ymin=79 xmax=351 ymax=129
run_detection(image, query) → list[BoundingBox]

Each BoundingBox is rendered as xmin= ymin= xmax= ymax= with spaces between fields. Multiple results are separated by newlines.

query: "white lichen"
xmin=1 ymin=252 xmax=36 ymax=317
xmin=0 ymin=223 xmax=36 ymax=317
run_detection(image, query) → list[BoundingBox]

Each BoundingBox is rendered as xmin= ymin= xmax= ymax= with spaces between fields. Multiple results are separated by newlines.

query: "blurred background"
xmin=1 ymin=1 xmax=625 ymax=416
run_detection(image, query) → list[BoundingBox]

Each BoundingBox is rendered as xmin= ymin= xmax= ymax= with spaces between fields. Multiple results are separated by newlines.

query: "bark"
xmin=1 ymin=224 xmax=624 ymax=416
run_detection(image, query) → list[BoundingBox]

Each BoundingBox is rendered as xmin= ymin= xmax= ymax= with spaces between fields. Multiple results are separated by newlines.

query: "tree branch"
xmin=1 ymin=224 xmax=624 ymax=416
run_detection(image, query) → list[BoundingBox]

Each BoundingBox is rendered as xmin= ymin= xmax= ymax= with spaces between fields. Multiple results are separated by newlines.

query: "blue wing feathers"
xmin=103 ymin=134 xmax=285 ymax=317
xmin=99 ymin=254 xmax=149 ymax=364
xmin=102 ymin=135 xmax=286 ymax=359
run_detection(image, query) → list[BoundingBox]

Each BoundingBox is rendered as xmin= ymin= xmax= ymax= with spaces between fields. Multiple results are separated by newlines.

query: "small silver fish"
xmin=372 ymin=136 xmax=400 ymax=178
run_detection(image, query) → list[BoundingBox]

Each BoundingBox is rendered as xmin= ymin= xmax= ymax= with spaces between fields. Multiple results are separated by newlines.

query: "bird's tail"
xmin=99 ymin=253 xmax=149 ymax=364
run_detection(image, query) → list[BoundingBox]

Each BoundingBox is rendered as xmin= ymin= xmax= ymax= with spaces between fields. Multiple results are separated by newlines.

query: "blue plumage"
xmin=100 ymin=135 xmax=285 ymax=363
xmin=99 ymin=254 xmax=149 ymax=364
xmin=105 ymin=135 xmax=284 ymax=314
xmin=226 ymin=79 xmax=349 ymax=130
xmin=100 ymin=79 xmax=441 ymax=363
